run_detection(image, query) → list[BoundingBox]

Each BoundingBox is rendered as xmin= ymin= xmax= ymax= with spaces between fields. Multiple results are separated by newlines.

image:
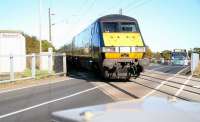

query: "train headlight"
xmin=102 ymin=47 xmax=119 ymax=52
xmin=120 ymin=47 xmax=131 ymax=52
xmin=131 ymin=47 xmax=146 ymax=52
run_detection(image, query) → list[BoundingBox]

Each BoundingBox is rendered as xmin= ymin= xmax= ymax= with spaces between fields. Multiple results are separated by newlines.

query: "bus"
xmin=171 ymin=49 xmax=188 ymax=65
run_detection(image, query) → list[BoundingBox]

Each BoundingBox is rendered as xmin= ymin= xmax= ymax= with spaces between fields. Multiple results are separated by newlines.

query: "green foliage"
xmin=22 ymin=68 xmax=32 ymax=77
xmin=42 ymin=40 xmax=56 ymax=52
xmin=188 ymin=50 xmax=192 ymax=58
xmin=153 ymin=52 xmax=161 ymax=59
xmin=57 ymin=43 xmax=72 ymax=54
xmin=24 ymin=34 xmax=56 ymax=54
xmin=35 ymin=70 xmax=50 ymax=80
xmin=25 ymin=35 xmax=40 ymax=54
xmin=161 ymin=50 xmax=172 ymax=60
xmin=144 ymin=47 xmax=153 ymax=58
xmin=194 ymin=48 xmax=200 ymax=54
xmin=22 ymin=68 xmax=55 ymax=80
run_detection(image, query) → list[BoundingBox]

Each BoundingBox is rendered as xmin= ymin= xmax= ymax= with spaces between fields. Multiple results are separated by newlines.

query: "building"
xmin=0 ymin=30 xmax=26 ymax=73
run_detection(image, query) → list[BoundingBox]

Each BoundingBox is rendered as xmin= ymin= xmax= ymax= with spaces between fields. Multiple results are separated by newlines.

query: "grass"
xmin=23 ymin=68 xmax=55 ymax=80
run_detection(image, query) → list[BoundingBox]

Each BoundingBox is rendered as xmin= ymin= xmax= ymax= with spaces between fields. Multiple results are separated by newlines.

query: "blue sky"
xmin=0 ymin=0 xmax=200 ymax=52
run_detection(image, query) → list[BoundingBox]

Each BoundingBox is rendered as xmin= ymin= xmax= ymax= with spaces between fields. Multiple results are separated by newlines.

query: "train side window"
xmin=103 ymin=22 xmax=118 ymax=32
xmin=120 ymin=22 xmax=137 ymax=32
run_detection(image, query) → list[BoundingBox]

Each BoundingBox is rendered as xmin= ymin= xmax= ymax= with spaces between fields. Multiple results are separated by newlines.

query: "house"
xmin=0 ymin=30 xmax=26 ymax=73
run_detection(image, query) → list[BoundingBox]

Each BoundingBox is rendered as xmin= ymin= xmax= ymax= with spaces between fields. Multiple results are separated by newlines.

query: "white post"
xmin=10 ymin=54 xmax=14 ymax=81
xmin=48 ymin=48 xmax=53 ymax=74
xmin=48 ymin=53 xmax=52 ymax=74
xmin=63 ymin=53 xmax=67 ymax=76
xmin=191 ymin=53 xmax=199 ymax=75
xmin=31 ymin=53 xmax=36 ymax=79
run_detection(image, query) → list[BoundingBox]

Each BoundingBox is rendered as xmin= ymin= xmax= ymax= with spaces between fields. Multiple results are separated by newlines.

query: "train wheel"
xmin=126 ymin=71 xmax=131 ymax=81
xmin=102 ymin=70 xmax=109 ymax=80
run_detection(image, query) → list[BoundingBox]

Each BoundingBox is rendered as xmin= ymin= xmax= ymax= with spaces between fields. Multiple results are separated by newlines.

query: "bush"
xmin=23 ymin=68 xmax=32 ymax=77
xmin=35 ymin=69 xmax=50 ymax=80
xmin=22 ymin=68 xmax=55 ymax=80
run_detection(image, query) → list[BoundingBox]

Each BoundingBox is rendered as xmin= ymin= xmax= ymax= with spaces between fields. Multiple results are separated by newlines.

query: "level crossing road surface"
xmin=0 ymin=64 xmax=199 ymax=122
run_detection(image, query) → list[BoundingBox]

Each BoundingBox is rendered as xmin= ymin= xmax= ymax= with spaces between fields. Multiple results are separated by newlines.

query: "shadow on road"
xmin=67 ymin=68 xmax=132 ymax=83
xmin=67 ymin=68 xmax=139 ymax=99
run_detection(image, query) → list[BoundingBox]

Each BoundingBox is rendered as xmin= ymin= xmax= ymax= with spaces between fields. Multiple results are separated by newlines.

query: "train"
xmin=65 ymin=14 xmax=146 ymax=80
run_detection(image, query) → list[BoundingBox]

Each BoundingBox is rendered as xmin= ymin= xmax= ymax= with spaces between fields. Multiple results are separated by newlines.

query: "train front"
xmin=99 ymin=15 xmax=146 ymax=79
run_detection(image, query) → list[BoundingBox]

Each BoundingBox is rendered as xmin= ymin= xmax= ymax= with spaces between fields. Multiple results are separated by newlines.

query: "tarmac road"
xmin=0 ymin=64 xmax=199 ymax=122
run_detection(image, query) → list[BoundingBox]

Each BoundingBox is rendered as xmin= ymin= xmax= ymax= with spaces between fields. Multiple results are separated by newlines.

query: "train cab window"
xmin=102 ymin=22 xmax=119 ymax=32
xmin=120 ymin=22 xmax=138 ymax=32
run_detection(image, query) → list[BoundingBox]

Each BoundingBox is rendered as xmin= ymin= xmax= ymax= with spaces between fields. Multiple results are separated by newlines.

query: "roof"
xmin=0 ymin=30 xmax=23 ymax=34
xmin=98 ymin=14 xmax=137 ymax=22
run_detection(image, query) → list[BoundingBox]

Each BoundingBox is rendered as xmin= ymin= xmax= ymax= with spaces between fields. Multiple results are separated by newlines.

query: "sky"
xmin=0 ymin=0 xmax=200 ymax=52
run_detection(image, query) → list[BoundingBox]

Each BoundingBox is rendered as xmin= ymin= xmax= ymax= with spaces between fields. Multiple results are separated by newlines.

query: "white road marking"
xmin=141 ymin=65 xmax=186 ymax=99
xmin=149 ymin=65 xmax=186 ymax=72
xmin=172 ymin=75 xmax=192 ymax=101
xmin=176 ymin=66 xmax=189 ymax=75
xmin=150 ymin=66 xmax=168 ymax=71
xmin=193 ymin=85 xmax=200 ymax=88
xmin=141 ymin=75 xmax=176 ymax=100
xmin=0 ymin=78 xmax=74 ymax=95
xmin=0 ymin=84 xmax=107 ymax=119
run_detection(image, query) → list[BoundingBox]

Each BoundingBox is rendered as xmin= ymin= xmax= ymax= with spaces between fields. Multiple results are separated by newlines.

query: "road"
xmin=0 ymin=64 xmax=200 ymax=122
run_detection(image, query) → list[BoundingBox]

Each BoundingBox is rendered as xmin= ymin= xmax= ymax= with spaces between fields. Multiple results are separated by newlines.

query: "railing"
xmin=0 ymin=53 xmax=67 ymax=83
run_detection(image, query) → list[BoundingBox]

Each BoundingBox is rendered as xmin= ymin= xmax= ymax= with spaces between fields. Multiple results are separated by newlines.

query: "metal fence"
xmin=0 ymin=53 xmax=67 ymax=83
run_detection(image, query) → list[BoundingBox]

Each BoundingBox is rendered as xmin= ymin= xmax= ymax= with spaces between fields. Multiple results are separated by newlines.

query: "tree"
xmin=25 ymin=35 xmax=40 ymax=54
xmin=161 ymin=50 xmax=172 ymax=60
xmin=194 ymin=48 xmax=200 ymax=54
xmin=144 ymin=46 xmax=153 ymax=58
xmin=153 ymin=52 xmax=161 ymax=59
xmin=188 ymin=50 xmax=192 ymax=58
xmin=24 ymin=34 xmax=56 ymax=54
xmin=42 ymin=40 xmax=56 ymax=52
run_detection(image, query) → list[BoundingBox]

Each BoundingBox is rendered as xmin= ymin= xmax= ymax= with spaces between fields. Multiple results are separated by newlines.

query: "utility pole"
xmin=48 ymin=8 xmax=52 ymax=43
xmin=39 ymin=0 xmax=42 ymax=53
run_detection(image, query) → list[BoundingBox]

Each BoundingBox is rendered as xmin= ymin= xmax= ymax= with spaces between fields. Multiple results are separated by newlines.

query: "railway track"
xmin=128 ymin=72 xmax=200 ymax=102
xmin=70 ymin=69 xmax=200 ymax=103
xmin=145 ymin=70 xmax=200 ymax=83
xmin=138 ymin=76 xmax=200 ymax=95
xmin=98 ymin=73 xmax=200 ymax=102
xmin=141 ymin=74 xmax=200 ymax=89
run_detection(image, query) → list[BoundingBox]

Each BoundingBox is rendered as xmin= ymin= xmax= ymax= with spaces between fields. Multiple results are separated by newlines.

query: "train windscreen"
xmin=102 ymin=22 xmax=138 ymax=32
xmin=103 ymin=22 xmax=118 ymax=32
xmin=120 ymin=22 xmax=138 ymax=32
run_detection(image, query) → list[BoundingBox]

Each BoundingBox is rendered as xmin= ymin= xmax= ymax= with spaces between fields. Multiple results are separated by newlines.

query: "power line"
xmin=124 ymin=0 xmax=153 ymax=12
xmin=76 ymin=0 xmax=90 ymax=14
xmin=124 ymin=0 xmax=141 ymax=10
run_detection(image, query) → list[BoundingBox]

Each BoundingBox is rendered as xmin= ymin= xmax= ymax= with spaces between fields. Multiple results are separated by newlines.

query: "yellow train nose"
xmin=103 ymin=33 xmax=144 ymax=47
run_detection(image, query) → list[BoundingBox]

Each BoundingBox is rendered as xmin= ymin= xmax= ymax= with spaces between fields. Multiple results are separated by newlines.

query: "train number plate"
xmin=121 ymin=53 xmax=129 ymax=58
